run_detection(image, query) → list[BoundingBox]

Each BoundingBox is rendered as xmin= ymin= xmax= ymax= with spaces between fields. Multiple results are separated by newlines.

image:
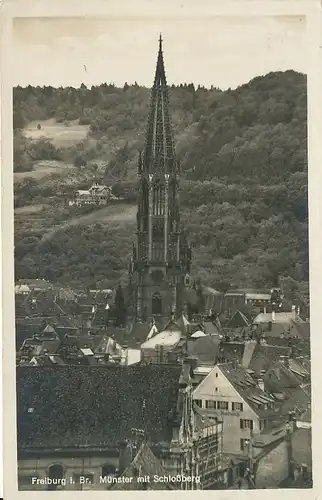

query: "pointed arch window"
xmin=153 ymin=184 xmax=165 ymax=215
xmin=152 ymin=293 xmax=162 ymax=315
xmin=47 ymin=464 xmax=64 ymax=490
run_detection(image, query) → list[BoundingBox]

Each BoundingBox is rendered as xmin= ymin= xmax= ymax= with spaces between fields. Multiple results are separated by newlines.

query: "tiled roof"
xmin=17 ymin=365 xmax=182 ymax=448
xmin=217 ymin=342 xmax=245 ymax=364
xmin=219 ymin=363 xmax=276 ymax=418
xmin=289 ymin=357 xmax=310 ymax=377
xmin=277 ymin=386 xmax=310 ymax=419
xmin=263 ymin=337 xmax=310 ymax=356
xmin=105 ymin=324 xmax=154 ymax=349
xmin=188 ymin=335 xmax=221 ymax=364
xmin=204 ymin=321 xmax=222 ymax=336
xmin=227 ymin=310 xmax=250 ymax=329
xmin=111 ymin=443 xmax=176 ymax=490
xmin=242 ymin=341 xmax=257 ymax=369
xmin=263 ymin=362 xmax=302 ymax=393
xmin=247 ymin=344 xmax=292 ymax=375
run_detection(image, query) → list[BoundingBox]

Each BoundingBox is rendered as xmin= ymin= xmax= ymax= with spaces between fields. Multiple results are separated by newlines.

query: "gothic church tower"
xmin=128 ymin=35 xmax=192 ymax=323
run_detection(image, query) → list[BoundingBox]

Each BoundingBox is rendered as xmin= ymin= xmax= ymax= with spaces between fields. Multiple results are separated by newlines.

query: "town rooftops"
xmin=110 ymin=443 xmax=176 ymax=490
xmin=188 ymin=335 xmax=221 ymax=364
xmin=17 ymin=365 xmax=182 ymax=449
xmin=226 ymin=310 xmax=250 ymax=329
xmin=218 ymin=363 xmax=276 ymax=417
xmin=253 ymin=312 xmax=304 ymax=325
xmin=141 ymin=329 xmax=181 ymax=350
xmin=244 ymin=343 xmax=292 ymax=375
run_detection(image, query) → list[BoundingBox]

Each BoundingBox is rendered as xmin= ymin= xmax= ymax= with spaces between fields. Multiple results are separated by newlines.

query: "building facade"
xmin=192 ymin=363 xmax=276 ymax=456
xmin=128 ymin=36 xmax=192 ymax=324
xmin=72 ymin=183 xmax=112 ymax=206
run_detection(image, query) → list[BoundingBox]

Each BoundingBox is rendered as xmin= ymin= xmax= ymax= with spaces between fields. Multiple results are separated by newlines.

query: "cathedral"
xmin=128 ymin=35 xmax=192 ymax=324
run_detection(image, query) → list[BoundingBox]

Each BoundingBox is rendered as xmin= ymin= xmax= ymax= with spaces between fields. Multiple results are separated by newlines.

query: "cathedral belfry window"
xmin=153 ymin=185 xmax=165 ymax=215
xmin=152 ymin=293 xmax=162 ymax=315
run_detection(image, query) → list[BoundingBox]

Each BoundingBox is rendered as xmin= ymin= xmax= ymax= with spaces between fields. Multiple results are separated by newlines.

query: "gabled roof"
xmin=188 ymin=335 xmax=221 ymax=364
xmin=111 ymin=443 xmax=176 ymax=490
xmin=42 ymin=324 xmax=57 ymax=334
xmin=218 ymin=363 xmax=276 ymax=417
xmin=227 ymin=310 xmax=250 ymax=329
xmin=277 ymin=385 xmax=311 ymax=419
xmin=247 ymin=343 xmax=292 ymax=375
xmin=289 ymin=357 xmax=310 ymax=378
xmin=204 ymin=321 xmax=222 ymax=336
xmin=242 ymin=341 xmax=257 ymax=369
xmin=17 ymin=365 xmax=182 ymax=448
xmin=263 ymin=361 xmax=302 ymax=393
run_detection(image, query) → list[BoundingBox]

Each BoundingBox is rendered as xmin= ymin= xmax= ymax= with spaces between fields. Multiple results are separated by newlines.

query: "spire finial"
xmin=159 ymin=33 xmax=163 ymax=50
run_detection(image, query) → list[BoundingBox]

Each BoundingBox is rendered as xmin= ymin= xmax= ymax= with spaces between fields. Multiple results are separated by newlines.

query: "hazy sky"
xmin=13 ymin=16 xmax=306 ymax=90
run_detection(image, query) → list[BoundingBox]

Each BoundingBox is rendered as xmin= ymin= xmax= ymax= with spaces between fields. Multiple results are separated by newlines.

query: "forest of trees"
xmin=13 ymin=71 xmax=309 ymax=307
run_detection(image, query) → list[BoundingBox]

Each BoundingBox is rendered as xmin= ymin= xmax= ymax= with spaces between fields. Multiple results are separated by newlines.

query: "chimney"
xmin=291 ymin=305 xmax=296 ymax=320
xmin=258 ymin=378 xmax=265 ymax=391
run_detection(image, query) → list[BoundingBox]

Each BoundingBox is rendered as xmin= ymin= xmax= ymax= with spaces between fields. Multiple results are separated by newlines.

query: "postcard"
xmin=1 ymin=0 xmax=321 ymax=498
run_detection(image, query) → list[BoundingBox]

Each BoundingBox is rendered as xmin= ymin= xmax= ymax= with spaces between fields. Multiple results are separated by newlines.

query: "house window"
xmin=215 ymin=373 xmax=218 ymax=378
xmin=217 ymin=401 xmax=229 ymax=410
xmin=232 ymin=402 xmax=243 ymax=411
xmin=260 ymin=420 xmax=267 ymax=431
xmin=240 ymin=419 xmax=253 ymax=430
xmin=152 ymin=293 xmax=162 ymax=315
xmin=206 ymin=400 xmax=216 ymax=409
xmin=194 ymin=399 xmax=202 ymax=407
xmin=240 ymin=438 xmax=250 ymax=451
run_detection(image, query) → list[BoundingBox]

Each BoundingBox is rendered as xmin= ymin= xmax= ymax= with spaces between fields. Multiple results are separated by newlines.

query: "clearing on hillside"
xmin=24 ymin=118 xmax=90 ymax=147
xmin=14 ymin=204 xmax=50 ymax=215
xmin=39 ymin=204 xmax=137 ymax=243
xmin=14 ymin=160 xmax=72 ymax=181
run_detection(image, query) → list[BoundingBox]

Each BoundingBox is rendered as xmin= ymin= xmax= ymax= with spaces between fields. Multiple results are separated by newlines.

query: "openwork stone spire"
xmin=143 ymin=34 xmax=176 ymax=175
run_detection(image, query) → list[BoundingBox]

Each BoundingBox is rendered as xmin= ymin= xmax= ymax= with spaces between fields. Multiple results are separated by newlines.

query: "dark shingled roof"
xmin=188 ymin=335 xmax=221 ymax=364
xmin=226 ymin=310 xmax=250 ymax=329
xmin=263 ymin=361 xmax=302 ymax=394
xmin=247 ymin=344 xmax=292 ymax=375
xmin=17 ymin=365 xmax=182 ymax=449
xmin=219 ymin=363 xmax=276 ymax=418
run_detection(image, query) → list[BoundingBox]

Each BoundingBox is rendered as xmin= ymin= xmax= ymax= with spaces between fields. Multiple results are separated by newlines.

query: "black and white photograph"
xmin=6 ymin=7 xmax=315 ymax=493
